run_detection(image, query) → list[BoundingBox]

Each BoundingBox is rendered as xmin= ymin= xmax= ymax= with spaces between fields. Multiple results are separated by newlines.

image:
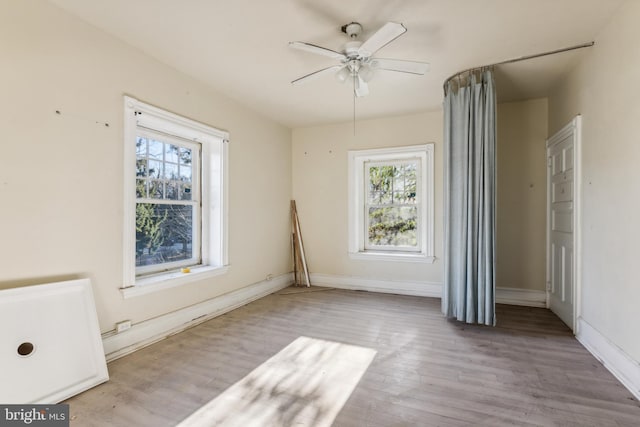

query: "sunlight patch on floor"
xmin=177 ymin=336 xmax=377 ymax=427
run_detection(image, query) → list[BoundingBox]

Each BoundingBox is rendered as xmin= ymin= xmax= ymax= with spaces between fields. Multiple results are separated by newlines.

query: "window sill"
xmin=349 ymin=252 xmax=436 ymax=263
xmin=120 ymin=265 xmax=230 ymax=299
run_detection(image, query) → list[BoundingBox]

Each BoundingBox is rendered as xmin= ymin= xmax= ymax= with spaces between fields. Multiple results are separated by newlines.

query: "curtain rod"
xmin=443 ymin=41 xmax=595 ymax=91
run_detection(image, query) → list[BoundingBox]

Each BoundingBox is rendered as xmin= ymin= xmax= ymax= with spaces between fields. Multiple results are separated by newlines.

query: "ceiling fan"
xmin=289 ymin=21 xmax=429 ymax=97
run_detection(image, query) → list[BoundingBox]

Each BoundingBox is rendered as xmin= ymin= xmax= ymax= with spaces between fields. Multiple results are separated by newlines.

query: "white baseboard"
xmin=495 ymin=287 xmax=547 ymax=308
xmin=102 ymin=273 xmax=292 ymax=361
xmin=310 ymin=273 xmax=442 ymax=298
xmin=576 ymin=317 xmax=640 ymax=401
xmin=310 ymin=273 xmax=546 ymax=308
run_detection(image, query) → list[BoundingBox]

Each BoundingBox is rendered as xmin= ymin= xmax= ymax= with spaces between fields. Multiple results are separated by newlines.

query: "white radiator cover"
xmin=0 ymin=279 xmax=108 ymax=403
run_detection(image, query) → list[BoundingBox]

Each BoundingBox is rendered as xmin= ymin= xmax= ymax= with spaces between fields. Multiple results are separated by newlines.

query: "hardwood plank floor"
xmin=65 ymin=288 xmax=640 ymax=426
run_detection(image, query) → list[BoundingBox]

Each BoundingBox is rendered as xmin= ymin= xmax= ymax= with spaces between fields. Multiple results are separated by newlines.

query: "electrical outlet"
xmin=115 ymin=320 xmax=132 ymax=333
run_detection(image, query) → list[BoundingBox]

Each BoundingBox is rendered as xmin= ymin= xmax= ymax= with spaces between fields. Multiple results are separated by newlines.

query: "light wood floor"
xmin=66 ymin=288 xmax=640 ymax=426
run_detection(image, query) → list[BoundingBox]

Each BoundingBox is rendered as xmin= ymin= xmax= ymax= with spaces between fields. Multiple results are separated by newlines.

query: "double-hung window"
xmin=134 ymin=131 xmax=200 ymax=273
xmin=348 ymin=144 xmax=434 ymax=262
xmin=122 ymin=96 xmax=228 ymax=296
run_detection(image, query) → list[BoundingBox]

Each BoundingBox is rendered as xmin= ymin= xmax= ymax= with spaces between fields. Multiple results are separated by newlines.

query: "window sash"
xmin=134 ymin=132 xmax=202 ymax=277
xmin=136 ymin=129 xmax=201 ymax=202
xmin=134 ymin=203 xmax=201 ymax=275
xmin=363 ymin=159 xmax=422 ymax=252
xmin=134 ymin=129 xmax=202 ymax=276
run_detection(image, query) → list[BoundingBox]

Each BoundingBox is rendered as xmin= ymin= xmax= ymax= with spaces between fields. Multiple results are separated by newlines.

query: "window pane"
xmin=165 ymin=144 xmax=179 ymax=163
xmin=148 ymin=160 xmax=162 ymax=179
xmin=136 ymin=179 xmax=147 ymax=198
xmin=180 ymin=147 xmax=192 ymax=165
xmin=166 ymin=182 xmax=179 ymax=200
xmin=180 ymin=184 xmax=192 ymax=200
xmin=368 ymin=165 xmax=394 ymax=205
xmin=179 ymin=165 xmax=192 ymax=182
xmin=149 ymin=180 xmax=164 ymax=199
xmin=136 ymin=159 xmax=147 ymax=177
xmin=136 ymin=137 xmax=147 ymax=156
xmin=163 ymin=162 xmax=178 ymax=180
xmin=368 ymin=206 xmax=418 ymax=247
xmin=393 ymin=191 xmax=407 ymax=203
xmin=148 ymin=139 xmax=163 ymax=160
xmin=136 ymin=203 xmax=193 ymax=267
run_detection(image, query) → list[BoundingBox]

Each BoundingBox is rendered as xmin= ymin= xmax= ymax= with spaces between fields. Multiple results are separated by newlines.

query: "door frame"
xmin=546 ymin=115 xmax=582 ymax=334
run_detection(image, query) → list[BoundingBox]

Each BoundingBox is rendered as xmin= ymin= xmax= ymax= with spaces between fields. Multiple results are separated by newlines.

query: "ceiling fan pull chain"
xmin=353 ymin=74 xmax=356 ymax=136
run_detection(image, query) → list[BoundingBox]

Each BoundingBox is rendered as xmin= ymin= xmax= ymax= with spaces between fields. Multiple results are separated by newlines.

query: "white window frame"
xmin=122 ymin=96 xmax=229 ymax=297
xmin=348 ymin=144 xmax=435 ymax=263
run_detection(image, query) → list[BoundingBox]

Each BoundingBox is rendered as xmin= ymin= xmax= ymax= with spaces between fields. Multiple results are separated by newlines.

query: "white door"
xmin=547 ymin=118 xmax=580 ymax=331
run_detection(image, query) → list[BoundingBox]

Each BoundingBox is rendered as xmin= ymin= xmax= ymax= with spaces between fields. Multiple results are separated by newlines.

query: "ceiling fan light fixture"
xmin=355 ymin=76 xmax=369 ymax=97
xmin=358 ymin=64 xmax=374 ymax=82
xmin=335 ymin=66 xmax=351 ymax=83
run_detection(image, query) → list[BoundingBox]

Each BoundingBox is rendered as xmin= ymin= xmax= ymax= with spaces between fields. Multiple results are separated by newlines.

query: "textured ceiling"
xmin=48 ymin=0 xmax=624 ymax=128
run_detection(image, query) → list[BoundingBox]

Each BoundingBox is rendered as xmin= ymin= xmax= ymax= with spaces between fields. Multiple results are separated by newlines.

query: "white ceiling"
xmin=48 ymin=0 xmax=624 ymax=128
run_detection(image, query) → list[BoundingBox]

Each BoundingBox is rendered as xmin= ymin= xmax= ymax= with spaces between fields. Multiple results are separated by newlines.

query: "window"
xmin=348 ymin=144 xmax=434 ymax=262
xmin=365 ymin=160 xmax=420 ymax=251
xmin=122 ymin=97 xmax=228 ymax=296
xmin=135 ymin=132 xmax=200 ymax=274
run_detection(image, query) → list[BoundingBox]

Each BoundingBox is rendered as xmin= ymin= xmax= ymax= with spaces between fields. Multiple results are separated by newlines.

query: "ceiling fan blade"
xmin=358 ymin=22 xmax=407 ymax=58
xmin=289 ymin=41 xmax=346 ymax=60
xmin=355 ymin=76 xmax=369 ymax=97
xmin=370 ymin=58 xmax=430 ymax=75
xmin=291 ymin=65 xmax=344 ymax=85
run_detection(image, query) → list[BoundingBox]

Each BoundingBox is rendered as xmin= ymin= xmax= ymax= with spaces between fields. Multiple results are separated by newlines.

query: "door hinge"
xmin=547 ymin=157 xmax=552 ymax=167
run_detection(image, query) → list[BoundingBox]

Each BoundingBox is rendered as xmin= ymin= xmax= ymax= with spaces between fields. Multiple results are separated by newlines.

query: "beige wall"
xmin=292 ymin=112 xmax=444 ymax=284
xmin=548 ymin=0 xmax=640 ymax=361
xmin=0 ymin=1 xmax=292 ymax=333
xmin=496 ymin=99 xmax=548 ymax=291
xmin=291 ymin=101 xmax=548 ymax=291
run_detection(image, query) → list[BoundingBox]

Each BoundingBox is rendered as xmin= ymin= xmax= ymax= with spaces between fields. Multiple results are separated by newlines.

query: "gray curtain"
xmin=442 ymin=70 xmax=496 ymax=326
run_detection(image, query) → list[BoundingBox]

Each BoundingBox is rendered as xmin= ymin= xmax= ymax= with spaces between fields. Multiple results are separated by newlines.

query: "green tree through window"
xmin=366 ymin=162 xmax=418 ymax=247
